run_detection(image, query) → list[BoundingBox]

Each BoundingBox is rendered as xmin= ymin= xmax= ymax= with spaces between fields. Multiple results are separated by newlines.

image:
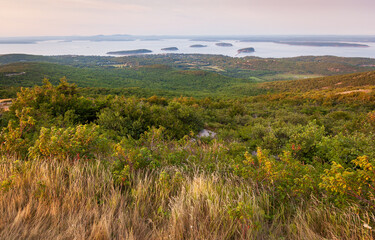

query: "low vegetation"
xmin=1 ymin=54 xmax=375 ymax=239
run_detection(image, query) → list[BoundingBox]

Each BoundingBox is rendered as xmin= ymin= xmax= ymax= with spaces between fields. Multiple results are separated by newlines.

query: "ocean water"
xmin=0 ymin=39 xmax=374 ymax=58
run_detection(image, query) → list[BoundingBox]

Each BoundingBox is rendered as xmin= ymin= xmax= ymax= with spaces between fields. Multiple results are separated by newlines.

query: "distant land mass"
xmin=216 ymin=43 xmax=233 ymax=47
xmin=107 ymin=49 xmax=152 ymax=55
xmin=190 ymin=39 xmax=217 ymax=42
xmin=277 ymin=42 xmax=370 ymax=47
xmin=161 ymin=47 xmax=179 ymax=51
xmin=1 ymin=34 xmax=375 ymax=45
xmin=237 ymin=47 xmax=255 ymax=53
xmin=190 ymin=44 xmax=207 ymax=48
xmin=140 ymin=39 xmax=161 ymax=41
xmin=0 ymin=40 xmax=36 ymax=44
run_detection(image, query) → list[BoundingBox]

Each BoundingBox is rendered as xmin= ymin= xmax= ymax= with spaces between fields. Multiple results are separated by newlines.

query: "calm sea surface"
xmin=0 ymin=39 xmax=374 ymax=58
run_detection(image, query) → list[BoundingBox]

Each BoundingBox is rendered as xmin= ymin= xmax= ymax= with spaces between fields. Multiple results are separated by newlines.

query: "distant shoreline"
xmin=0 ymin=41 xmax=36 ymax=44
xmin=276 ymin=41 xmax=370 ymax=48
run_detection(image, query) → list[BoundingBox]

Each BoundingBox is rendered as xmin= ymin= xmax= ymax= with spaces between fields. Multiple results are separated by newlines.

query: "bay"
xmin=0 ymin=39 xmax=374 ymax=58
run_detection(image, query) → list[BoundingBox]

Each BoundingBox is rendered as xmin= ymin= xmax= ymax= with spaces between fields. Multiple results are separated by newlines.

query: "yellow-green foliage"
xmin=29 ymin=124 xmax=109 ymax=161
xmin=320 ymin=156 xmax=375 ymax=207
xmin=0 ymin=107 xmax=35 ymax=157
xmin=234 ymin=148 xmax=319 ymax=200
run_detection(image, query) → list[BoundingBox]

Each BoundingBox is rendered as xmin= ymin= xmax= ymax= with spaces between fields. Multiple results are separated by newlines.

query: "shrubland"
xmin=1 ymin=68 xmax=375 ymax=239
xmin=2 ymin=54 xmax=375 ymax=99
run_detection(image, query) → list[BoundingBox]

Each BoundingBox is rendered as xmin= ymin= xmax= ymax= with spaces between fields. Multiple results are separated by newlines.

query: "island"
xmin=106 ymin=49 xmax=152 ymax=55
xmin=190 ymin=44 xmax=207 ymax=48
xmin=215 ymin=43 xmax=233 ymax=47
xmin=161 ymin=47 xmax=179 ymax=51
xmin=276 ymin=41 xmax=370 ymax=47
xmin=237 ymin=47 xmax=255 ymax=53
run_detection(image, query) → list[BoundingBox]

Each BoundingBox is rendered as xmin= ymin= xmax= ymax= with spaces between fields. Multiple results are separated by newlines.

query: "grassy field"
xmin=1 ymin=156 xmax=373 ymax=240
xmin=262 ymin=73 xmax=324 ymax=81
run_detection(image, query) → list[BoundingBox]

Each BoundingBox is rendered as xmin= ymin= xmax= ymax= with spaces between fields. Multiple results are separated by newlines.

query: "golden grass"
xmin=0 ymin=157 xmax=373 ymax=239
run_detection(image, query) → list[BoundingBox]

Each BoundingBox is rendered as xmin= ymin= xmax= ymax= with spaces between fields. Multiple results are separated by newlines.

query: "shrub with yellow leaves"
xmin=320 ymin=156 xmax=375 ymax=207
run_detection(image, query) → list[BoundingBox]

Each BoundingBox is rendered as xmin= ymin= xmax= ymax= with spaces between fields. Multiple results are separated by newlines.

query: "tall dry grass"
xmin=0 ymin=156 xmax=373 ymax=239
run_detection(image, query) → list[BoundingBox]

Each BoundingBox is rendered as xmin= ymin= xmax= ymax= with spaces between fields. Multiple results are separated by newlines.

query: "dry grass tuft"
xmin=0 ymin=157 xmax=373 ymax=239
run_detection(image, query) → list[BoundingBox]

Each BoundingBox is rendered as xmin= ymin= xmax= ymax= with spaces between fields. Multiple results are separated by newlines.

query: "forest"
xmin=1 ymin=54 xmax=375 ymax=239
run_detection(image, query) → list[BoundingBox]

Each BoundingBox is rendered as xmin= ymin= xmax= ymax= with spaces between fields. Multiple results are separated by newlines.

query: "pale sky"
xmin=0 ymin=0 xmax=374 ymax=37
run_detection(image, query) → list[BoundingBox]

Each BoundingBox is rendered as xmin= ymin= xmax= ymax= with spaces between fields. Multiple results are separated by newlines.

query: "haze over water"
xmin=1 ymin=39 xmax=375 ymax=58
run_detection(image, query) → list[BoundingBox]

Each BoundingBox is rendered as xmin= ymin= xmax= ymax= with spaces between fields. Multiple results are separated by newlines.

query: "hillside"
xmin=2 ymin=55 xmax=375 ymax=239
xmin=261 ymin=70 xmax=375 ymax=92
xmin=0 ymin=62 xmax=263 ymax=98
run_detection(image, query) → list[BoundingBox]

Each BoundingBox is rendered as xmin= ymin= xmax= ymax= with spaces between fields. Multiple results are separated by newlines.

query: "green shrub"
xmin=320 ymin=156 xmax=375 ymax=207
xmin=286 ymin=120 xmax=325 ymax=163
xmin=234 ymin=148 xmax=319 ymax=201
xmin=316 ymin=132 xmax=375 ymax=166
xmin=0 ymin=107 xmax=35 ymax=157
xmin=29 ymin=124 xmax=109 ymax=161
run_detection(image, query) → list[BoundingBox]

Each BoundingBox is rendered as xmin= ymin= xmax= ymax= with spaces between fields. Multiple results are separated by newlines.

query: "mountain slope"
xmin=261 ymin=70 xmax=375 ymax=92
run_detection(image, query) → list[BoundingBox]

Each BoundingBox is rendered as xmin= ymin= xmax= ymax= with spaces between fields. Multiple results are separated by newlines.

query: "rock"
xmin=197 ymin=129 xmax=217 ymax=138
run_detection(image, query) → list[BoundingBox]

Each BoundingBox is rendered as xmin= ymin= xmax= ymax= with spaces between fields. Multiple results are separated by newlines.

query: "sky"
xmin=0 ymin=0 xmax=374 ymax=37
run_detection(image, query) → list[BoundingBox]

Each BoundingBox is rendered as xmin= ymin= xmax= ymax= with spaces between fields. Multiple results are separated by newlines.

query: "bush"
xmin=316 ymin=132 xmax=375 ymax=166
xmin=286 ymin=120 xmax=325 ymax=163
xmin=234 ymin=148 xmax=319 ymax=201
xmin=0 ymin=107 xmax=35 ymax=157
xmin=320 ymin=156 xmax=375 ymax=207
xmin=29 ymin=124 xmax=110 ymax=161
